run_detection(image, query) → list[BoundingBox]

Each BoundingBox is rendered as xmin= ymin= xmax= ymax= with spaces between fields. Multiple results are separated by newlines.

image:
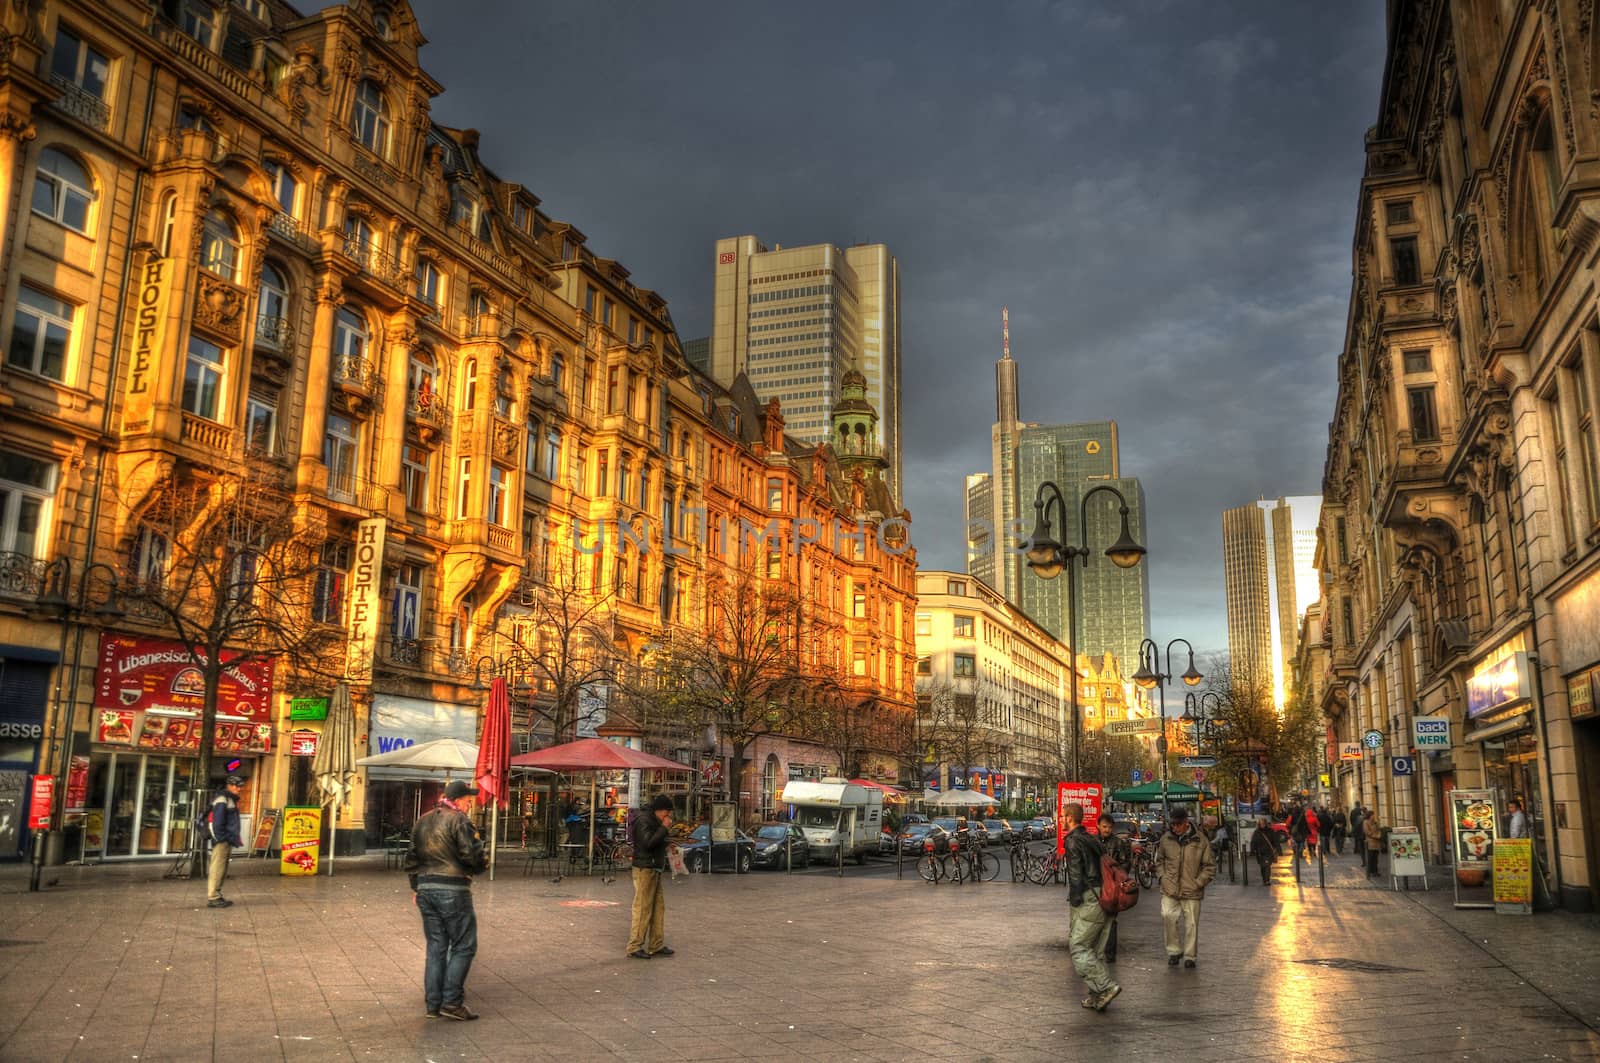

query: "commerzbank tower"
xmin=963 ymin=309 xmax=1151 ymax=672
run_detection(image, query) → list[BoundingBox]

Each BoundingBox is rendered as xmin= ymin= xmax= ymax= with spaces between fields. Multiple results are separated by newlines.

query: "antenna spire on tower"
xmin=1002 ymin=305 xmax=1010 ymax=360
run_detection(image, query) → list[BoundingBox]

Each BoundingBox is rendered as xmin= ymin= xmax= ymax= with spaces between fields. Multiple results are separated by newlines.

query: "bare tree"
xmin=1202 ymin=656 xmax=1323 ymax=808
xmin=803 ymin=668 xmax=878 ymax=779
xmin=914 ymin=679 xmax=1008 ymax=791
xmin=117 ymin=459 xmax=342 ymax=879
xmin=1078 ymin=728 xmax=1156 ymax=794
xmin=641 ymin=565 xmax=808 ymax=815
xmin=493 ymin=553 xmax=623 ymax=746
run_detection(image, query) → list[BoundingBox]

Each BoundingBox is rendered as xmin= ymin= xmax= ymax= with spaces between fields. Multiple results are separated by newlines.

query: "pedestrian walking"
xmin=1287 ymin=801 xmax=1311 ymax=864
xmin=1332 ymin=807 xmax=1348 ymax=855
xmin=1316 ymin=806 xmax=1334 ymax=858
xmin=1248 ymin=818 xmax=1275 ymax=885
xmin=1350 ymin=802 xmax=1367 ymax=863
xmin=404 ymin=779 xmax=488 ymax=1020
xmin=1096 ymin=817 xmax=1131 ymax=963
xmin=626 ymin=795 xmax=675 ymax=959
xmin=1363 ymin=813 xmax=1383 ymax=879
xmin=206 ymin=774 xmax=245 ymax=909
xmin=1156 ymin=807 xmax=1216 ymax=968
xmin=1505 ymin=799 xmax=1528 ymax=839
xmin=1062 ymin=803 xmax=1119 ymax=1011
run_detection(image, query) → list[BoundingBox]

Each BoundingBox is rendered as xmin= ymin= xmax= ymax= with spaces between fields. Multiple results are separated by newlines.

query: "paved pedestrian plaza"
xmin=1 ymin=850 xmax=1596 ymax=1061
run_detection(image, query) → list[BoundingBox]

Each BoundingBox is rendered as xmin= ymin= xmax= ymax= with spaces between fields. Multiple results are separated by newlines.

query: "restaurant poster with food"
xmin=92 ymin=634 xmax=273 ymax=755
xmin=1449 ymin=788 xmax=1498 ymax=909
xmin=279 ymin=806 xmax=321 ymax=875
xmin=1492 ymin=838 xmax=1533 ymax=914
xmin=1387 ymin=826 xmax=1427 ymax=884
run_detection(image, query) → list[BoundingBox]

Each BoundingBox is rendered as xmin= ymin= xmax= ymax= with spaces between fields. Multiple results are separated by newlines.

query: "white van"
xmin=780 ymin=778 xmax=884 ymax=865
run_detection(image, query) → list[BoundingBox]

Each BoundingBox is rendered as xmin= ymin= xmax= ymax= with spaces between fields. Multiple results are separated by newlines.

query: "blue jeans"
xmin=417 ymin=888 xmax=477 ymax=1010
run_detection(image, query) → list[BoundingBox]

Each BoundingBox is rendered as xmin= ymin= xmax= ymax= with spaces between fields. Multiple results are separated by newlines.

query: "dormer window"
xmin=373 ymin=11 xmax=391 ymax=38
xmin=178 ymin=0 xmax=217 ymax=49
xmin=351 ymin=80 xmax=390 ymax=157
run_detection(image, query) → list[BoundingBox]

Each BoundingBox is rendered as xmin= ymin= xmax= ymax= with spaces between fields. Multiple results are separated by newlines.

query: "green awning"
xmin=1108 ymin=781 xmax=1213 ymax=803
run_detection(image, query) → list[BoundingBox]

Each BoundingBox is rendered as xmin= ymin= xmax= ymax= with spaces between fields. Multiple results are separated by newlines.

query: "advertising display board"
xmin=92 ymin=634 xmax=273 ymax=754
xmin=1492 ymin=838 xmax=1533 ymax=914
xmin=1387 ymin=826 xmax=1427 ymax=887
xmin=279 ymin=806 xmax=321 ymax=875
xmin=1448 ymin=787 xmax=1498 ymax=910
xmin=251 ymin=808 xmax=280 ymax=858
xmin=1413 ymin=717 xmax=1451 ymax=749
xmin=28 ymin=775 xmax=53 ymax=830
xmin=1055 ymin=782 xmax=1102 ymax=856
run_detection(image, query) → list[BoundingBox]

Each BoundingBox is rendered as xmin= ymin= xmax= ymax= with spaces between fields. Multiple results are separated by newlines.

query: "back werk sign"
xmin=93 ymin=634 xmax=274 ymax=754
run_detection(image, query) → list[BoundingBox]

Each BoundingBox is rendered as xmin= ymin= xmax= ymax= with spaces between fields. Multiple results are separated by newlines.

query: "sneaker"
xmin=1184 ymin=959 xmax=1197 ymax=969
xmin=1094 ymin=984 xmax=1121 ymax=1011
xmin=651 ymin=946 xmax=675 ymax=957
xmin=207 ymin=898 xmax=233 ymax=909
xmin=425 ymin=1009 xmax=441 ymax=1018
xmin=1167 ymin=954 xmax=1180 ymax=966
xmin=1081 ymin=995 xmax=1097 ymax=1009
xmin=437 ymin=1003 xmax=478 ymax=1021
xmin=628 ymin=949 xmax=651 ymax=959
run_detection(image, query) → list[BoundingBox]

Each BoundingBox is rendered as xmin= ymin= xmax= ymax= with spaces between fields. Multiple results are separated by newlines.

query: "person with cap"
xmin=404 ymin=779 xmax=488 ymax=1020
xmin=626 ymin=795 xmax=675 ymax=959
xmin=1155 ymin=806 xmax=1216 ymax=968
xmin=206 ymin=774 xmax=245 ymax=908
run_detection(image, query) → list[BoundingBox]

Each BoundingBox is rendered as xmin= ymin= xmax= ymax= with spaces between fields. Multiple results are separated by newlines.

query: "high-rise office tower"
xmin=966 ymin=308 xmax=1029 ymax=601
xmin=1014 ymin=422 xmax=1150 ymax=671
xmin=1222 ymin=496 xmax=1322 ymax=707
xmin=709 ymin=236 xmax=902 ymax=503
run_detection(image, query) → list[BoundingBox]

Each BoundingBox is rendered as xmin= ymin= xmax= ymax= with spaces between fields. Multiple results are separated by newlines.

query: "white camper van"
xmin=780 ymin=778 xmax=884 ymax=865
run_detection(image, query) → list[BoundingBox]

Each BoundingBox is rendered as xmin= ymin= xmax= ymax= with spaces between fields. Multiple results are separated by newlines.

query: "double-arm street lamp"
xmin=35 ymin=559 xmax=124 ymax=892
xmin=1023 ymin=482 xmax=1146 ymax=781
xmin=1181 ymin=690 xmax=1224 ymax=755
xmin=1132 ymin=638 xmax=1203 ymax=821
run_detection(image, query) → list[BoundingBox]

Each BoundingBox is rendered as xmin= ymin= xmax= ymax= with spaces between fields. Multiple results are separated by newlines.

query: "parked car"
xmin=969 ymin=820 xmax=990 ymax=847
xmin=1025 ymin=818 xmax=1056 ymax=840
xmin=678 ymin=825 xmax=755 ymax=873
xmin=751 ymin=823 xmax=809 ymax=869
xmin=983 ymin=819 xmax=1015 ymax=846
xmin=901 ymin=813 xmax=929 ymax=826
xmin=891 ymin=822 xmax=938 ymax=855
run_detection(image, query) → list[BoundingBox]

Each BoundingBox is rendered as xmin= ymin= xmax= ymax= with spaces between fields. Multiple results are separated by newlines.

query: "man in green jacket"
xmin=1156 ymin=807 xmax=1217 ymax=969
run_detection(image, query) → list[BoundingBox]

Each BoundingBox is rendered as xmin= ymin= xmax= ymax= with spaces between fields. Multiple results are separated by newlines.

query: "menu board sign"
xmin=93 ymin=634 xmax=273 ymax=754
xmin=1449 ymin=788 xmax=1497 ymax=868
xmin=1388 ymin=826 xmax=1426 ymax=880
xmin=280 ymin=806 xmax=321 ymax=875
xmin=1492 ymin=838 xmax=1533 ymax=914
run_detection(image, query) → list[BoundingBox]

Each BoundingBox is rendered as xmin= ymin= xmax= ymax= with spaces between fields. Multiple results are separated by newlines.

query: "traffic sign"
xmin=1130 ymin=769 xmax=1141 ymax=784
xmin=1362 ymin=729 xmax=1384 ymax=750
xmin=1392 ymin=756 xmax=1415 ymax=776
xmin=1192 ymin=769 xmax=1206 ymax=783
xmin=1104 ymin=718 xmax=1163 ymax=736
xmin=1177 ymin=756 xmax=1217 ymax=769
xmin=1141 ymin=770 xmax=1153 ymax=782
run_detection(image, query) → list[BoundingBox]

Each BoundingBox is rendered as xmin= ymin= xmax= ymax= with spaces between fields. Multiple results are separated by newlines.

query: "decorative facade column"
xmin=297 ymin=276 xmax=344 ymax=491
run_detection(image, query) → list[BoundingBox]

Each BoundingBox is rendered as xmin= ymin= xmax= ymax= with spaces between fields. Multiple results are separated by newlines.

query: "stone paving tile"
xmin=2 ymin=854 xmax=1598 ymax=1061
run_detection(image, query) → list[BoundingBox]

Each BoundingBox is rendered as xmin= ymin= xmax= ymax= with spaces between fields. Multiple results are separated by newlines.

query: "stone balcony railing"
xmin=180 ymin=413 xmax=232 ymax=451
xmin=47 ymin=74 xmax=110 ymax=130
xmin=332 ymin=352 xmax=381 ymax=400
xmin=0 ymin=551 xmax=50 ymax=600
xmin=340 ymin=235 xmax=407 ymax=289
xmin=254 ymin=314 xmax=294 ymax=352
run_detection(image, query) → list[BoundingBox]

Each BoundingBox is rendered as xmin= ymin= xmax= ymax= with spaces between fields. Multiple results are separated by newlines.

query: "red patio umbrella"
xmin=511 ymin=738 xmax=693 ymax=875
xmin=474 ymin=678 xmax=511 ymax=878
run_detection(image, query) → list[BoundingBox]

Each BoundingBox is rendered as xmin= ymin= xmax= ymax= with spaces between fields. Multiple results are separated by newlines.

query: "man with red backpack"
xmin=1096 ymin=817 xmax=1132 ymax=963
xmin=1062 ymin=803 xmax=1120 ymax=1012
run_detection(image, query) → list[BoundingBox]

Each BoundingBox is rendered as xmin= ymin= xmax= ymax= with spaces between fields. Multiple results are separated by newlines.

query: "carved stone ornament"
xmin=193 ymin=274 xmax=246 ymax=343
xmin=1440 ymin=283 xmax=1459 ymax=326
xmin=1548 ymin=4 xmax=1578 ymax=158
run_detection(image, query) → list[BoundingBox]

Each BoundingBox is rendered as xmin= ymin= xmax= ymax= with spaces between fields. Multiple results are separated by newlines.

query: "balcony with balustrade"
xmin=47 ymin=74 xmax=110 ymax=131
xmin=332 ymin=352 xmax=382 ymax=412
xmin=406 ymin=388 xmax=450 ymax=444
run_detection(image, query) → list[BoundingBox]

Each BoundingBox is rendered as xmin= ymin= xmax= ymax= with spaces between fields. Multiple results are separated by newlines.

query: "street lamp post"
xmin=1023 ymin=481 xmax=1146 ymax=782
xmin=35 ymin=559 xmax=123 ymax=892
xmin=1131 ymin=638 xmax=1203 ymax=823
xmin=1180 ymin=690 xmax=1223 ymax=756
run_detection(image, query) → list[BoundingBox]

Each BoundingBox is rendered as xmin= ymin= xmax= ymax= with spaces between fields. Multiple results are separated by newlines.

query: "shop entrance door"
xmin=101 ymin=754 xmax=190 ymax=857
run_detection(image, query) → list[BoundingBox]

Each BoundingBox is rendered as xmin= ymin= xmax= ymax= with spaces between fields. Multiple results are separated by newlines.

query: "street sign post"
xmin=1177 ymin=756 xmax=1217 ymax=769
xmin=1130 ymin=768 xmax=1141 ymax=784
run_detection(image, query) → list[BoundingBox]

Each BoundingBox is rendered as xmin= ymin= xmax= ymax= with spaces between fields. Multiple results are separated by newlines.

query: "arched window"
xmin=199 ymin=210 xmax=240 ymax=281
xmin=351 ymin=80 xmax=390 ymax=157
xmin=257 ymin=262 xmax=289 ymax=348
xmin=414 ymin=258 xmax=441 ymax=308
xmin=462 ymin=358 xmax=477 ymax=410
xmin=156 ymin=193 xmax=177 ymax=256
xmin=408 ymin=351 xmax=437 ymax=408
xmin=31 ymin=148 xmax=94 ymax=233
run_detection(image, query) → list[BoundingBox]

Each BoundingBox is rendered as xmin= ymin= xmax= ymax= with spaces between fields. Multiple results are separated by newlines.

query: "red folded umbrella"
xmin=474 ymin=678 xmax=511 ymax=809
xmin=510 ymin=737 xmax=692 ymax=773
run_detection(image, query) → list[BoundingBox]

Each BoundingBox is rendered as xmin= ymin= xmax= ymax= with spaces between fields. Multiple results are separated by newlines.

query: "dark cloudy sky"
xmin=405 ymin=0 xmax=1388 ymax=658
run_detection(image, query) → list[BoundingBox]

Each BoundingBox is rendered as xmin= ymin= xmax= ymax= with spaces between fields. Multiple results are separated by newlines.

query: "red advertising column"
xmin=1055 ymin=782 xmax=1103 ymax=856
xmin=29 ymin=776 xmax=54 ymax=830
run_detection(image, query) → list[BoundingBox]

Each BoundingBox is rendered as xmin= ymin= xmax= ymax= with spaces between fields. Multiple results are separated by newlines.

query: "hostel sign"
xmin=123 ymin=255 xmax=173 ymax=434
xmin=345 ymin=518 xmax=386 ymax=682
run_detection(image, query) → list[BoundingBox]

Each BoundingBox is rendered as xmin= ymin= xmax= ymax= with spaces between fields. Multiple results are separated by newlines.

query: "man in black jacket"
xmin=206 ymin=775 xmax=245 ymax=908
xmin=1095 ymin=817 xmax=1131 ymax=963
xmin=404 ymin=780 xmax=488 ymax=1020
xmin=626 ymin=795 xmax=674 ymax=959
xmin=1063 ymin=803 xmax=1119 ymax=1012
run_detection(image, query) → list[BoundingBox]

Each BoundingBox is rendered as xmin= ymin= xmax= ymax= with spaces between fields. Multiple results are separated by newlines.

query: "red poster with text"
xmin=92 ymin=634 xmax=273 ymax=754
xmin=1055 ymin=782 xmax=1103 ymax=856
xmin=29 ymin=775 xmax=54 ymax=830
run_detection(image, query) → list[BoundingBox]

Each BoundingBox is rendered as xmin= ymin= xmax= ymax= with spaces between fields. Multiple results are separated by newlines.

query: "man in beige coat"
xmin=1155 ymin=807 xmax=1217 ymax=968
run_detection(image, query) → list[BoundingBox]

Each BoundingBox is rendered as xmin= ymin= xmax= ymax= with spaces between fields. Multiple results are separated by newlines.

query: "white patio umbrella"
xmin=927 ymin=788 xmax=995 ymax=809
xmin=356 ymin=737 xmax=479 ymax=773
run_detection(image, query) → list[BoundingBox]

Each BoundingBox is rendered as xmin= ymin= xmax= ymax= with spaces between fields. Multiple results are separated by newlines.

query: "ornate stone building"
xmin=0 ymin=0 xmax=914 ymax=858
xmin=1317 ymin=0 xmax=1600 ymax=910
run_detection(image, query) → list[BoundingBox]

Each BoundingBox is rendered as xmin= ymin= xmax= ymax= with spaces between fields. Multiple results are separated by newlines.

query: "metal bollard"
xmin=1318 ymin=846 xmax=1326 ymax=889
